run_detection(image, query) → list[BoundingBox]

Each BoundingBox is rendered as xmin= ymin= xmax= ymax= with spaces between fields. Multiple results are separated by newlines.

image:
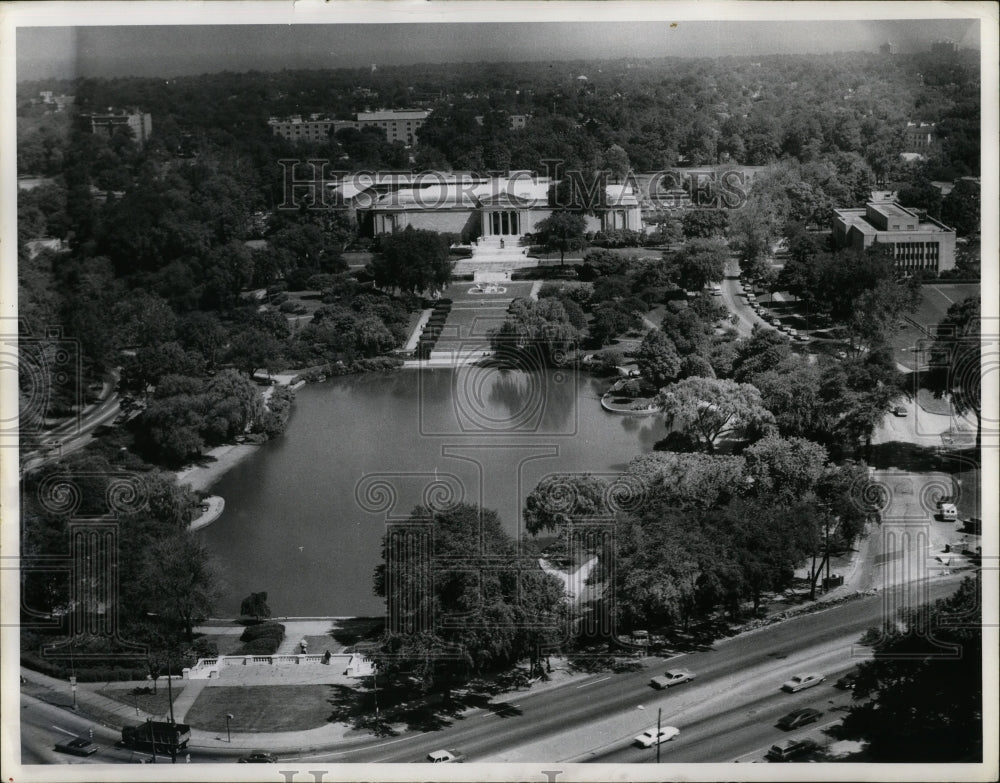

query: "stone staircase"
xmin=453 ymin=236 xmax=539 ymax=274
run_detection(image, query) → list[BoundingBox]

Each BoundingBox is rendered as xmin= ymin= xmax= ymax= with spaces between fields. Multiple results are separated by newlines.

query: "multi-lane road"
xmin=17 ymin=576 xmax=966 ymax=766
xmin=276 ymin=577 xmax=962 ymax=765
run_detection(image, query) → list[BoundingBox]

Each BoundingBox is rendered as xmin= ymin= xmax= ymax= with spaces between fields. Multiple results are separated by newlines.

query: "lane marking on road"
xmin=663 ymin=653 xmax=687 ymax=662
xmin=732 ymin=716 xmax=844 ymax=762
xmin=51 ymin=724 xmax=79 ymax=737
xmin=577 ymin=676 xmax=611 ymax=689
xmin=287 ymin=731 xmax=431 ymax=760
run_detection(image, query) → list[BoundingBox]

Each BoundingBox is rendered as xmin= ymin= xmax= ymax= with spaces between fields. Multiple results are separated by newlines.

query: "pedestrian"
xmin=323 ymin=649 xmax=331 ymax=665
xmin=186 ymin=753 xmax=191 ymax=763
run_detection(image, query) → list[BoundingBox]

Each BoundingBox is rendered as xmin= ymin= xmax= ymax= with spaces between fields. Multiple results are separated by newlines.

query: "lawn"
xmin=887 ymin=282 xmax=979 ymax=369
xmin=100 ymin=684 xmax=186 ymax=719
xmin=184 ymin=685 xmax=335 ymax=732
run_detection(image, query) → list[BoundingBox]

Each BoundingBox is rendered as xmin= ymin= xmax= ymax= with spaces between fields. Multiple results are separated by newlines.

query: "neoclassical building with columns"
xmin=328 ymin=171 xmax=642 ymax=244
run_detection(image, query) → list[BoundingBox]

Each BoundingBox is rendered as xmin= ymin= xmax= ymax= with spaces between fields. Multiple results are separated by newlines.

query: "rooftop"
xmin=357 ymin=109 xmax=430 ymax=122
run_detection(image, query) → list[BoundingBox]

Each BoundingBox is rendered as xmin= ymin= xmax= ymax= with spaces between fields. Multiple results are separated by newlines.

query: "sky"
xmin=12 ymin=14 xmax=983 ymax=82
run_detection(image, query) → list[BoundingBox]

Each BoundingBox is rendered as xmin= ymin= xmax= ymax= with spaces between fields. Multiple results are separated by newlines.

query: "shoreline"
xmin=175 ymin=443 xmax=261 ymax=493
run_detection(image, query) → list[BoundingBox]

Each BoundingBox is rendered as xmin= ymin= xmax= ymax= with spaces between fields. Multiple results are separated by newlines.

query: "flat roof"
xmin=357 ymin=110 xmax=429 ymax=121
xmin=868 ymin=202 xmax=917 ymax=221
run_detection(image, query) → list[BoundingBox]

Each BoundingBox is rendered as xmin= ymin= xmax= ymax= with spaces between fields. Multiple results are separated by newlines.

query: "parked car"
xmin=633 ymin=726 xmax=680 ymax=747
xmin=835 ymin=670 xmax=860 ymax=690
xmin=239 ymin=751 xmax=278 ymax=763
xmin=427 ymin=750 xmax=464 ymax=763
xmin=55 ymin=738 xmax=98 ymax=757
xmin=649 ymin=669 xmax=696 ymax=689
xmin=784 ymin=327 xmax=797 ymax=336
xmin=766 ymin=738 xmax=817 ymax=761
xmin=770 ymin=317 xmax=782 ymax=327
xmin=892 ymin=405 xmax=908 ymax=417
xmin=795 ymin=333 xmax=810 ymax=342
xmin=781 ymin=673 xmax=825 ymax=692
xmin=776 ymin=708 xmax=823 ymax=730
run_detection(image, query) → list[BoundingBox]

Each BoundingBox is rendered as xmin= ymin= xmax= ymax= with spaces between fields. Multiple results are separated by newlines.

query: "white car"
xmin=427 ymin=750 xmax=464 ymax=763
xmin=649 ymin=669 xmax=696 ymax=689
xmin=633 ymin=726 xmax=680 ymax=747
xmin=781 ymin=673 xmax=825 ymax=692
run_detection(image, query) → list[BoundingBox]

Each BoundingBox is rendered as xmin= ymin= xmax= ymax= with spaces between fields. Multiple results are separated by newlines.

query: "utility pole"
xmin=656 ymin=707 xmax=662 ymax=764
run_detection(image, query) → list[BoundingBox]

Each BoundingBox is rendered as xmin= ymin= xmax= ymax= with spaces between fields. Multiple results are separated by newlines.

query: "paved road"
xmin=19 ymin=692 xmax=249 ymax=765
xmin=283 ymin=578 xmax=964 ymax=765
xmin=20 ymin=372 xmax=121 ymax=474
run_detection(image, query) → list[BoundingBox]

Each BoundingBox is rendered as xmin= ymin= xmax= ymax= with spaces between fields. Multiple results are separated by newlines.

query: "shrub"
xmin=351 ymin=357 xmax=404 ymax=372
xmin=234 ymin=636 xmax=282 ymax=656
xmin=240 ymin=622 xmax=286 ymax=643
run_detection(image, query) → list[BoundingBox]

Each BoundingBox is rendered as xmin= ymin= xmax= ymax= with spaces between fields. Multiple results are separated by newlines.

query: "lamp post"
xmin=225 ymin=713 xmax=233 ymax=743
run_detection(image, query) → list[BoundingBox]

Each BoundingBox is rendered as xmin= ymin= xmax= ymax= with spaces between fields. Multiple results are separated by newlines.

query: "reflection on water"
xmin=200 ymin=369 xmax=664 ymax=616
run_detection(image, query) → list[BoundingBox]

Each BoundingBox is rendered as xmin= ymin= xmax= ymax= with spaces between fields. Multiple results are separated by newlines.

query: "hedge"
xmin=239 ymin=622 xmax=286 ymax=643
xmin=233 ymin=636 xmax=282 ymax=656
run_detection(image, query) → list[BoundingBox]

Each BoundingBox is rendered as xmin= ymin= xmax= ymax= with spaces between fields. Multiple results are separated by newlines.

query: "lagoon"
xmin=199 ymin=367 xmax=663 ymax=616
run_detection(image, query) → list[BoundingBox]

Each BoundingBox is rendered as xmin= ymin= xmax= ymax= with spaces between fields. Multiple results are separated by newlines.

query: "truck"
xmin=121 ymin=721 xmax=191 ymax=754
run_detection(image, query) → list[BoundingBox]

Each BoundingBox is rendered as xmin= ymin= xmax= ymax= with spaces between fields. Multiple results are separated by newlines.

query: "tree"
xmin=625 ymin=451 xmax=747 ymax=510
xmin=742 ymin=435 xmax=829 ymax=503
xmin=635 ymin=330 xmax=682 ymax=387
xmin=368 ymin=227 xmax=453 ymax=295
xmin=657 ymin=377 xmax=776 ymax=453
xmin=603 ymin=144 xmax=631 ymax=180
xmin=925 ymin=297 xmax=981 ymax=447
xmin=941 ymin=177 xmax=980 ymax=237
xmin=240 ymin=591 xmax=271 ymax=622
xmin=373 ymin=504 xmax=566 ymax=692
xmin=590 ymin=301 xmax=642 ymax=345
xmin=141 ymin=530 xmax=221 ymax=643
xmin=731 ymin=325 xmax=792 ymax=383
xmin=523 ymin=474 xmax=609 ymax=536
xmin=489 ymin=298 xmax=580 ymax=364
xmin=533 ymin=211 xmax=587 ymax=265
xmin=681 ymin=210 xmax=729 ymax=239
xmin=667 ymin=239 xmax=728 ymax=292
xmin=841 ymin=577 xmax=982 ymax=761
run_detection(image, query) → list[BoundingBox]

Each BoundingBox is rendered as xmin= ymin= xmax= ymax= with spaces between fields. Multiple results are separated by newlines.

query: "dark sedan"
xmin=55 ymin=738 xmax=98 ymax=757
xmin=776 ymin=707 xmax=823 ymax=730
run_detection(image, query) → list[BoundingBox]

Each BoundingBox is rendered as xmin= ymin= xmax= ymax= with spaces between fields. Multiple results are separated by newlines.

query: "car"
xmin=781 ymin=673 xmax=825 ymax=692
xmin=766 ymin=738 xmax=817 ymax=761
xmin=835 ymin=671 xmax=860 ymax=690
xmin=776 ymin=708 xmax=823 ymax=730
xmin=784 ymin=327 xmax=797 ymax=336
xmin=770 ymin=317 xmax=782 ymax=327
xmin=795 ymin=333 xmax=810 ymax=342
xmin=892 ymin=405 xmax=908 ymax=417
xmin=55 ymin=738 xmax=98 ymax=757
xmin=633 ymin=726 xmax=680 ymax=747
xmin=649 ymin=669 xmax=697 ymax=689
xmin=836 ymin=350 xmax=848 ymax=360
xmin=427 ymin=749 xmax=464 ymax=763
xmin=239 ymin=751 xmax=278 ymax=763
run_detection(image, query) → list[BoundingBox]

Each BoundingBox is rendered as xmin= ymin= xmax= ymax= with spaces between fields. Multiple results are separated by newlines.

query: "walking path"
xmin=188 ymin=495 xmax=224 ymax=531
xmin=402 ymin=308 xmax=434 ymax=352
